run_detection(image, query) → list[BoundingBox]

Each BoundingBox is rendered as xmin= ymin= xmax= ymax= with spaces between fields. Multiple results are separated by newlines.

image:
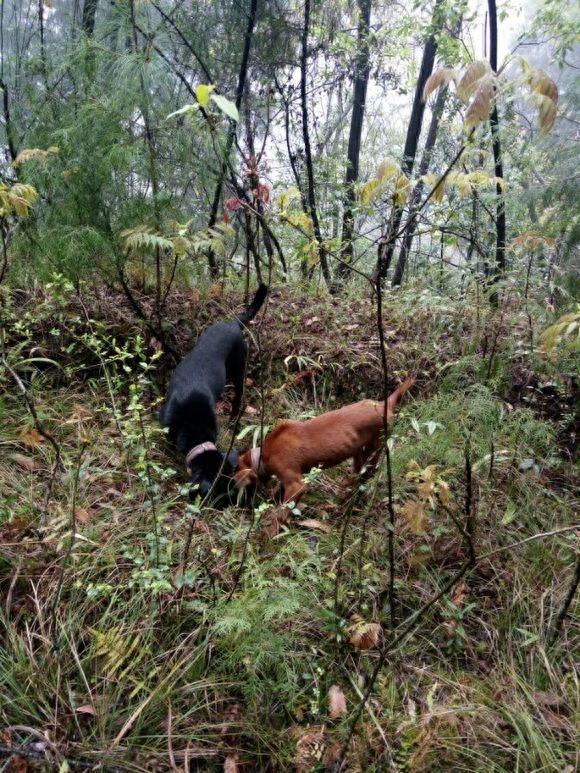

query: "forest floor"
xmin=0 ymin=280 xmax=578 ymax=772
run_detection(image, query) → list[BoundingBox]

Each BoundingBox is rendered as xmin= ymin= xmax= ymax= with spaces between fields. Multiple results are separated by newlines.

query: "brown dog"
xmin=235 ymin=377 xmax=414 ymax=504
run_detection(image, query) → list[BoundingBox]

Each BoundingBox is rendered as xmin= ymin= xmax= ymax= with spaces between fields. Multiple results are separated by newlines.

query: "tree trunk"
xmin=81 ymin=0 xmax=99 ymax=36
xmin=392 ymin=82 xmax=448 ymax=286
xmin=300 ymin=0 xmax=331 ymax=288
xmin=487 ymin=0 xmax=506 ymax=303
xmin=334 ymin=0 xmax=372 ymax=286
xmin=206 ymin=0 xmax=257 ymax=278
xmin=376 ymin=0 xmax=442 ymax=280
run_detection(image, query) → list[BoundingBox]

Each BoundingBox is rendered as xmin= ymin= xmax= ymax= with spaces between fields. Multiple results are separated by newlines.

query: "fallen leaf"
xmin=223 ymin=754 xmax=239 ymax=773
xmin=305 ymin=316 xmax=319 ymax=327
xmin=328 ymin=685 xmax=347 ymax=719
xmin=76 ymin=704 xmax=97 ymax=716
xmin=244 ymin=405 xmax=259 ymax=416
xmin=452 ymin=582 xmax=468 ymax=607
xmin=75 ymin=507 xmax=92 ymax=525
xmin=349 ymin=616 xmax=382 ymax=650
xmin=297 ymin=519 xmax=331 ymax=534
xmin=533 ymin=690 xmax=567 ymax=710
xmin=209 ymin=283 xmax=223 ymax=299
xmin=10 ymin=453 xmax=36 ymax=472
xmin=10 ymin=755 xmax=28 ymax=773
xmin=19 ymin=427 xmax=45 ymax=447
xmin=295 ymin=726 xmax=326 ymax=773
xmin=540 ymin=708 xmax=572 ymax=732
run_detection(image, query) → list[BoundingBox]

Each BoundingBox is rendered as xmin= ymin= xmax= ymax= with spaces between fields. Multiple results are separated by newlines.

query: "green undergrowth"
xmin=0 ymin=282 xmax=578 ymax=771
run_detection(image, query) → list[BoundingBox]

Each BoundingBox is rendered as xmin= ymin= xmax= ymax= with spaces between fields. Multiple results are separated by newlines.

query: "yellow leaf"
xmin=20 ymin=427 xmax=45 ymax=447
xmin=535 ymin=93 xmax=557 ymax=135
xmin=360 ymin=178 xmax=379 ymax=204
xmin=457 ymin=60 xmax=490 ymax=103
xmin=283 ymin=211 xmax=313 ymax=233
xmin=394 ymin=174 xmax=411 ymax=206
xmin=377 ymin=157 xmax=400 ymax=181
xmin=438 ymin=480 xmax=451 ymax=504
xmin=422 ymin=173 xmax=445 ymax=203
xmin=278 ymin=186 xmax=301 ymax=211
xmin=195 ymin=83 xmax=214 ymax=108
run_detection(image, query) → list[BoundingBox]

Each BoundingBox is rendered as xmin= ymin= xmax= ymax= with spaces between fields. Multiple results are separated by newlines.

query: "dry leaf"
xmin=465 ymin=74 xmax=495 ymax=129
xmin=533 ymin=690 xmax=567 ymax=710
xmin=401 ymin=499 xmax=428 ymax=534
xmin=540 ymin=708 xmax=572 ymax=732
xmin=10 ymin=453 xmax=36 ymax=472
xmin=75 ymin=507 xmax=92 ymax=525
xmin=223 ymin=754 xmax=239 ymax=773
xmin=76 ymin=704 xmax=97 ymax=716
xmin=295 ymin=726 xmax=326 ymax=773
xmin=452 ymin=582 xmax=468 ymax=607
xmin=209 ymin=283 xmax=223 ymax=299
xmin=244 ymin=404 xmax=258 ymax=416
xmin=349 ymin=616 xmax=382 ymax=650
xmin=328 ymin=685 xmax=347 ymax=719
xmin=457 ymin=60 xmax=489 ymax=102
xmin=297 ymin=519 xmax=332 ymax=534
xmin=19 ymin=427 xmax=45 ymax=447
xmin=10 ymin=756 xmax=28 ymax=773
xmin=423 ymin=67 xmax=456 ymax=101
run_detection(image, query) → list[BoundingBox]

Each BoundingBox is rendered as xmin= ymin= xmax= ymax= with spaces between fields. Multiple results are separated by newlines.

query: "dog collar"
xmin=250 ymin=446 xmax=262 ymax=474
xmin=185 ymin=441 xmax=217 ymax=471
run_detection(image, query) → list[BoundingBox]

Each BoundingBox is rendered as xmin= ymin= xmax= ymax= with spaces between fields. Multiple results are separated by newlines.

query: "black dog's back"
xmin=160 ymin=284 xmax=268 ymax=456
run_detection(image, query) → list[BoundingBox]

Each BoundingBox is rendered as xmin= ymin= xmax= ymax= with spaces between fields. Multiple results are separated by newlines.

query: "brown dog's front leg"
xmin=281 ymin=477 xmax=307 ymax=505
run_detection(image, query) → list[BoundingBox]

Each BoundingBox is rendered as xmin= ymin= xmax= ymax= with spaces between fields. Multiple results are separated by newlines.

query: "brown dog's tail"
xmin=386 ymin=376 xmax=415 ymax=415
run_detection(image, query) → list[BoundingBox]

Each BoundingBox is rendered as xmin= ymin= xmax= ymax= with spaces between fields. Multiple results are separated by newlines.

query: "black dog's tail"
xmin=237 ymin=283 xmax=268 ymax=326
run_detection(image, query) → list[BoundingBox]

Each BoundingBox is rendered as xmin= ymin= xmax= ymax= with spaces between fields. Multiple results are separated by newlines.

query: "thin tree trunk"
xmin=376 ymin=0 xmax=442 ymax=280
xmin=392 ymin=82 xmax=448 ymax=286
xmin=487 ymin=0 xmax=505 ymax=304
xmin=300 ymin=0 xmax=331 ymax=288
xmin=206 ymin=0 xmax=257 ymax=278
xmin=335 ymin=0 xmax=372 ymax=286
xmin=81 ymin=0 xmax=99 ymax=36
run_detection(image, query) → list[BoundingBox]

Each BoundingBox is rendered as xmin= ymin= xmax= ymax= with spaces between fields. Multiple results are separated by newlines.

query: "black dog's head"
xmin=189 ymin=448 xmax=239 ymax=505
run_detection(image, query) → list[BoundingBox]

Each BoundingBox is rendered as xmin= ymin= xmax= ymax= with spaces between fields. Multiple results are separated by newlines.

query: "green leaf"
xmin=166 ymin=104 xmax=197 ymax=120
xmin=195 ymin=83 xmax=214 ymax=107
xmin=211 ymin=93 xmax=239 ymax=122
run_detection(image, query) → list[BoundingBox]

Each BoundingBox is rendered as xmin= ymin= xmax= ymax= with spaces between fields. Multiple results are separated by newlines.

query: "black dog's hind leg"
xmin=227 ymin=339 xmax=248 ymax=420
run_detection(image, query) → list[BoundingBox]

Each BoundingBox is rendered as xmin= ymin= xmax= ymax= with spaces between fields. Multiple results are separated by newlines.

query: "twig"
xmin=49 ymin=442 xmax=87 ymax=651
xmin=464 ymin=440 xmax=476 ymax=566
xmin=547 ymin=554 xmax=580 ymax=646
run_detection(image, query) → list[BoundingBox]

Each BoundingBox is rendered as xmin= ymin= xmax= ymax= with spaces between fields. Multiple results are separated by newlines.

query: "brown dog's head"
xmin=234 ymin=447 xmax=266 ymax=496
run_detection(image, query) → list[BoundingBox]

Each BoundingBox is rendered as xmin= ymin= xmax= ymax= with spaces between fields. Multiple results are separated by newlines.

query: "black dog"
xmin=159 ymin=284 xmax=267 ymax=500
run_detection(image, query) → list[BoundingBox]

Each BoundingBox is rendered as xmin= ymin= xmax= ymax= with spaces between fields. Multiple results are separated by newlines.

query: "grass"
xmin=0 ymin=281 xmax=578 ymax=771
